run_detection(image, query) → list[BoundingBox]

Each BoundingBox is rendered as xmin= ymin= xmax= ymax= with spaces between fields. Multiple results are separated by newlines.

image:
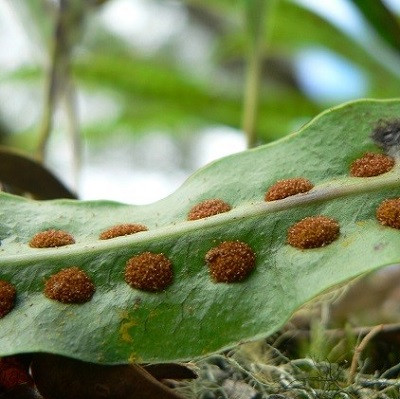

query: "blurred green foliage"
xmin=1 ymin=0 xmax=400 ymax=149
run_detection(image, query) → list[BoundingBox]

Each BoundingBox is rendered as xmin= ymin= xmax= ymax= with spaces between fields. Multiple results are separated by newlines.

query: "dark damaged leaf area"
xmin=0 ymin=99 xmax=400 ymax=364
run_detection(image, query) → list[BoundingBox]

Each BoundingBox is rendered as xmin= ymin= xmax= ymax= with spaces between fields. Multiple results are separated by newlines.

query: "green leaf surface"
xmin=0 ymin=99 xmax=400 ymax=364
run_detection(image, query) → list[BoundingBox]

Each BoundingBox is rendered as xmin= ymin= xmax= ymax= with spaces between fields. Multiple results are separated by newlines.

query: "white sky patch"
xmin=383 ymin=0 xmax=400 ymax=13
xmin=191 ymin=127 xmax=246 ymax=169
xmin=75 ymin=129 xmax=247 ymax=205
xmin=0 ymin=2 xmax=32 ymax=70
xmin=295 ymin=48 xmax=368 ymax=103
xmin=0 ymin=82 xmax=42 ymax=131
xmin=294 ymin=0 xmax=367 ymax=39
xmin=47 ymin=131 xmax=188 ymax=205
xmin=71 ymin=133 xmax=186 ymax=204
xmin=100 ymin=0 xmax=187 ymax=54
xmin=77 ymin=89 xmax=122 ymax=126
xmin=294 ymin=0 xmax=400 ymax=79
xmin=79 ymin=166 xmax=187 ymax=205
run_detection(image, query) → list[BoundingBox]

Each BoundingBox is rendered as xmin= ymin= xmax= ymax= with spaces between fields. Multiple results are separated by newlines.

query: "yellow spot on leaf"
xmin=341 ymin=237 xmax=354 ymax=247
xmin=149 ymin=309 xmax=158 ymax=318
xmin=129 ymin=353 xmax=142 ymax=363
xmin=119 ymin=312 xmax=138 ymax=344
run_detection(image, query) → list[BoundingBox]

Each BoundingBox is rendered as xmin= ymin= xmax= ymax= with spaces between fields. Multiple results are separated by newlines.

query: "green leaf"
xmin=218 ymin=0 xmax=400 ymax=98
xmin=350 ymin=0 xmax=400 ymax=54
xmin=73 ymin=55 xmax=319 ymax=141
xmin=0 ymin=99 xmax=400 ymax=364
xmin=2 ymin=61 xmax=319 ymax=143
xmin=271 ymin=0 xmax=400 ymax=94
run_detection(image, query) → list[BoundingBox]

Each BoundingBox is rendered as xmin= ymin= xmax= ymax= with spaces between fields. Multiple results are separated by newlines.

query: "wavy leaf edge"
xmin=0 ymin=98 xmax=400 ymax=365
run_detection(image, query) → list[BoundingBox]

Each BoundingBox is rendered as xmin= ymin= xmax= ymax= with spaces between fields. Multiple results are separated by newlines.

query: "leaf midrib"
xmin=2 ymin=168 xmax=400 ymax=266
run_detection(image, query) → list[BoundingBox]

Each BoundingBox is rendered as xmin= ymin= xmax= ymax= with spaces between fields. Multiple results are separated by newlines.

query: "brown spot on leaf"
xmin=44 ymin=267 xmax=95 ymax=304
xmin=265 ymin=177 xmax=314 ymax=201
xmin=99 ymin=224 xmax=148 ymax=240
xmin=187 ymin=199 xmax=231 ymax=221
xmin=371 ymin=118 xmax=400 ymax=150
xmin=288 ymin=216 xmax=340 ymax=249
xmin=205 ymin=241 xmax=255 ymax=283
xmin=350 ymin=152 xmax=394 ymax=177
xmin=125 ymin=252 xmax=173 ymax=292
xmin=0 ymin=281 xmax=16 ymax=318
xmin=29 ymin=229 xmax=75 ymax=248
xmin=376 ymin=198 xmax=400 ymax=229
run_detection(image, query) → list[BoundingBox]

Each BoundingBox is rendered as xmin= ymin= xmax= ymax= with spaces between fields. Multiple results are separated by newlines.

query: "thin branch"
xmin=380 ymin=361 xmax=400 ymax=379
xmin=36 ymin=1 xmax=69 ymax=162
xmin=36 ymin=0 xmax=86 ymax=164
xmin=242 ymin=0 xmax=266 ymax=149
xmin=242 ymin=47 xmax=263 ymax=148
xmin=347 ymin=324 xmax=383 ymax=385
xmin=279 ymin=322 xmax=400 ymax=341
xmin=242 ymin=0 xmax=277 ymax=148
xmin=63 ymin=77 xmax=81 ymax=191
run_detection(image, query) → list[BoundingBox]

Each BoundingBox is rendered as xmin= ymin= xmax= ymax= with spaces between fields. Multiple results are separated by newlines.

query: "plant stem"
xmin=36 ymin=1 xmax=68 ymax=162
xmin=347 ymin=324 xmax=383 ymax=385
xmin=36 ymin=0 xmax=84 ymax=164
xmin=63 ymin=77 xmax=81 ymax=191
xmin=242 ymin=45 xmax=262 ymax=149
xmin=242 ymin=0 xmax=273 ymax=148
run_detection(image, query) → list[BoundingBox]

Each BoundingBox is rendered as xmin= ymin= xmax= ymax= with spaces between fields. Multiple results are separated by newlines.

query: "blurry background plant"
xmin=1 ymin=0 xmax=400 ymax=204
xmin=1 ymin=2 xmax=400 ymax=397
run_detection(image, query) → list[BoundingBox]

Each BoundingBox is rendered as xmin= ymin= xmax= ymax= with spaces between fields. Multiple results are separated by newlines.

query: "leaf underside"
xmin=0 ymin=99 xmax=400 ymax=364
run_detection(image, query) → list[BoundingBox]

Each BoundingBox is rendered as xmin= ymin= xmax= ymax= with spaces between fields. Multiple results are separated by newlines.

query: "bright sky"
xmin=294 ymin=0 xmax=366 ymax=38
